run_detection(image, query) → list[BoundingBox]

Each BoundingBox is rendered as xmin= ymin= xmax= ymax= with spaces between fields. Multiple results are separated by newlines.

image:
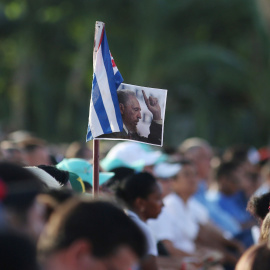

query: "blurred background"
xmin=1 ymin=0 xmax=270 ymax=148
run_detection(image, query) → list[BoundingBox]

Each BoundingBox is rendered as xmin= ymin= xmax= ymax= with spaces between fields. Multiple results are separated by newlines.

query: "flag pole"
xmin=92 ymin=21 xmax=105 ymax=197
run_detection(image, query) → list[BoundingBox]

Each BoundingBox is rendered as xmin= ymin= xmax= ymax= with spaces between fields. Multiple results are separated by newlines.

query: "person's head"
xmin=57 ymin=158 xmax=114 ymax=188
xmin=153 ymin=163 xmax=182 ymax=198
xmin=215 ymin=161 xmax=242 ymax=195
xmin=37 ymin=165 xmax=71 ymax=187
xmin=18 ymin=137 xmax=51 ymax=166
xmin=105 ymin=167 xmax=135 ymax=190
xmin=235 ymin=243 xmax=270 ymax=270
xmin=261 ymin=161 xmax=270 ymax=183
xmin=25 ymin=166 xmax=62 ymax=189
xmin=179 ymin=138 xmax=212 ymax=180
xmin=65 ymin=141 xmax=92 ymax=160
xmin=0 ymin=162 xmax=45 ymax=241
xmin=0 ymin=140 xmax=24 ymax=165
xmin=0 ymin=230 xmax=39 ymax=270
xmin=117 ymin=90 xmax=141 ymax=133
xmin=100 ymin=142 xmax=162 ymax=175
xmin=259 ymin=212 xmax=270 ymax=243
xmin=115 ymin=172 xmax=163 ymax=221
xmin=247 ymin=192 xmax=270 ymax=225
xmin=38 ymin=199 xmax=147 ymax=270
xmin=37 ymin=189 xmax=75 ymax=222
xmin=171 ymin=161 xmax=197 ymax=201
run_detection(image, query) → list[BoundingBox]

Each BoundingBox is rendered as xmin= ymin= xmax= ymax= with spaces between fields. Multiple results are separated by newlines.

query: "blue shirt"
xmin=193 ymin=181 xmax=241 ymax=236
xmin=216 ymin=191 xmax=253 ymax=224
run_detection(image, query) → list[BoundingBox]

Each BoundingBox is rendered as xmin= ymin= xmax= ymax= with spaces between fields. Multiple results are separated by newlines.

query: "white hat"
xmin=25 ymin=167 xmax=61 ymax=189
xmin=154 ymin=162 xmax=181 ymax=179
xmin=101 ymin=142 xmax=162 ymax=171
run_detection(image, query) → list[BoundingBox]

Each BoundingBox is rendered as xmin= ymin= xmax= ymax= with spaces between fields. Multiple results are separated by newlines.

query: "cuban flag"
xmin=86 ymin=26 xmax=123 ymax=141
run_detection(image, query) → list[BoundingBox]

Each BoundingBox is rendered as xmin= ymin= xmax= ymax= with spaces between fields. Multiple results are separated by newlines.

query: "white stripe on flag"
xmin=95 ymin=47 xmax=121 ymax=133
xmin=89 ymin=98 xmax=103 ymax=137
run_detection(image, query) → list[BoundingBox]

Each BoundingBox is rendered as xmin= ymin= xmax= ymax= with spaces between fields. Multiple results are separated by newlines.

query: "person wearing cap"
xmin=153 ymin=162 xmax=182 ymax=198
xmin=56 ymin=158 xmax=114 ymax=192
xmin=34 ymin=165 xmax=85 ymax=193
xmin=0 ymin=162 xmax=46 ymax=242
xmin=98 ymin=89 xmax=163 ymax=145
xmin=148 ymin=160 xmax=244 ymax=267
xmin=100 ymin=142 xmax=163 ymax=175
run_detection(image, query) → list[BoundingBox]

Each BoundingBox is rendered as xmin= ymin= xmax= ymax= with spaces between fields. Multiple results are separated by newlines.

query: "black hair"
xmin=45 ymin=189 xmax=74 ymax=204
xmin=105 ymin=167 xmax=135 ymax=188
xmin=216 ymin=161 xmax=241 ymax=180
xmin=223 ymin=144 xmax=250 ymax=163
xmin=38 ymin=165 xmax=69 ymax=186
xmin=0 ymin=230 xmax=39 ymax=270
xmin=38 ymin=200 xmax=147 ymax=259
xmin=0 ymin=162 xmax=44 ymax=223
xmin=115 ymin=172 xmax=157 ymax=208
xmin=247 ymin=192 xmax=270 ymax=221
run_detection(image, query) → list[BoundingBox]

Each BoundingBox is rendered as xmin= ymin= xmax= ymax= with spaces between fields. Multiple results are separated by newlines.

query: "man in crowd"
xmin=148 ymin=161 xmax=243 ymax=267
xmin=38 ymin=199 xmax=147 ymax=270
xmin=179 ymin=138 xmax=242 ymax=237
xmin=99 ymin=89 xmax=163 ymax=145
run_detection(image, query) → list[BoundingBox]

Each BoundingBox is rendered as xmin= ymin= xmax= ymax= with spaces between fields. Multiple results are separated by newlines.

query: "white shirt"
xmin=148 ymin=193 xmax=209 ymax=254
xmin=126 ymin=210 xmax=158 ymax=256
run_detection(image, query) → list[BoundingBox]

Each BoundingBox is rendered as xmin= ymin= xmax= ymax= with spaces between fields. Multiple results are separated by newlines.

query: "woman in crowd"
xmin=115 ymin=172 xmax=163 ymax=270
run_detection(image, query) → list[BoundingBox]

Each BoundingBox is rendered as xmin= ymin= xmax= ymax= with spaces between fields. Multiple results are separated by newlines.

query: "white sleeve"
xmin=190 ymin=198 xmax=209 ymax=225
xmin=147 ymin=209 xmax=176 ymax=242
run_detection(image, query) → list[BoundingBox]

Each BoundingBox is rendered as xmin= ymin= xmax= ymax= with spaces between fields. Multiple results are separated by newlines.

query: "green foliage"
xmin=0 ymin=0 xmax=270 ymax=147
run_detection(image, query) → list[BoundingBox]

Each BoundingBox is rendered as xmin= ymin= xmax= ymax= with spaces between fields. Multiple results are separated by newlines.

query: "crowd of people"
xmin=1 ymin=130 xmax=270 ymax=270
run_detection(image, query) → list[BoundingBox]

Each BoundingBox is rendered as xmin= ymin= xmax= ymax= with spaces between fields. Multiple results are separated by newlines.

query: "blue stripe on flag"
xmin=92 ymin=75 xmax=113 ymax=134
xmin=86 ymin=125 xmax=93 ymax=141
xmin=101 ymin=33 xmax=123 ymax=130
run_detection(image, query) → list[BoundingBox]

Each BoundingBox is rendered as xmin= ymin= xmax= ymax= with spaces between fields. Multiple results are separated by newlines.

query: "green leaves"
xmin=0 ymin=0 xmax=270 ymax=146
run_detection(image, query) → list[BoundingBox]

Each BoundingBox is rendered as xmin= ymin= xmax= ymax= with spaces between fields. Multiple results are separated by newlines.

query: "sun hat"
xmin=25 ymin=167 xmax=61 ymax=189
xmin=56 ymin=158 xmax=114 ymax=186
xmin=154 ymin=162 xmax=181 ymax=179
xmin=101 ymin=158 xmax=145 ymax=172
xmin=101 ymin=142 xmax=163 ymax=171
xmin=37 ymin=165 xmax=70 ymax=186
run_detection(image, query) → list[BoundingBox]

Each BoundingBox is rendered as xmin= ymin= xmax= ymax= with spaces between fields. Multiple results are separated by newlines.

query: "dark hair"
xmin=0 ymin=230 xmax=39 ymax=270
xmin=105 ymin=167 xmax=135 ymax=188
xmin=38 ymin=165 xmax=69 ymax=186
xmin=236 ymin=243 xmax=270 ymax=270
xmin=115 ymin=172 xmax=157 ymax=208
xmin=45 ymin=188 xmax=74 ymax=204
xmin=38 ymin=200 xmax=147 ymax=259
xmin=216 ymin=161 xmax=240 ymax=180
xmin=39 ymin=189 xmax=75 ymax=221
xmin=247 ymin=192 xmax=270 ymax=221
xmin=223 ymin=144 xmax=250 ymax=163
xmin=0 ymin=162 xmax=44 ymax=222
